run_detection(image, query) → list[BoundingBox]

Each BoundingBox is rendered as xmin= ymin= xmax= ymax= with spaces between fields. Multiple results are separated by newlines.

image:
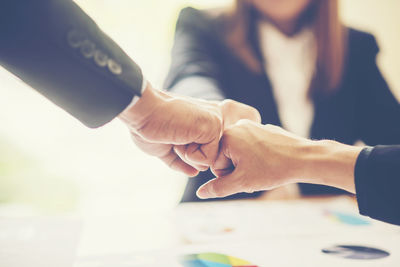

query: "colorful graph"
xmin=325 ymin=210 xmax=370 ymax=226
xmin=180 ymin=252 xmax=258 ymax=267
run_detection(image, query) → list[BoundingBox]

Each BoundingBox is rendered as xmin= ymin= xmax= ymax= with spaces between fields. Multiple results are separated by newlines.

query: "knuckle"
xmin=197 ymin=113 xmax=213 ymax=131
xmin=223 ymin=126 xmax=236 ymax=140
xmin=247 ymin=107 xmax=261 ymax=122
xmin=213 ymin=115 xmax=223 ymax=135
xmin=221 ymin=99 xmax=236 ymax=109
xmin=264 ymin=123 xmax=276 ymax=131
xmin=198 ymin=113 xmax=222 ymax=139
xmin=235 ymin=119 xmax=253 ymax=129
xmin=263 ymin=124 xmax=282 ymax=134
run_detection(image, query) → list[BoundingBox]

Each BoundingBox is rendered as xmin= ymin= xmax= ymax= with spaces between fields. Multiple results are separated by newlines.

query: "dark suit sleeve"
xmin=0 ymin=0 xmax=143 ymax=128
xmin=354 ymin=35 xmax=400 ymax=145
xmin=355 ymin=146 xmax=400 ymax=225
xmin=163 ymin=7 xmax=225 ymax=101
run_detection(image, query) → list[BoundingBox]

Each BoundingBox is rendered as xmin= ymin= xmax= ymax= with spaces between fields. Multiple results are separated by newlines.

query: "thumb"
xmin=196 ymin=171 xmax=243 ymax=199
xmin=211 ymin=133 xmax=235 ymax=177
xmin=211 ymin=149 xmax=233 ymax=177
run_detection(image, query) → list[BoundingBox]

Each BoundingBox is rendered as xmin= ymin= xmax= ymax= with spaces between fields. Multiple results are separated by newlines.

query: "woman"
xmin=164 ymin=0 xmax=400 ymax=201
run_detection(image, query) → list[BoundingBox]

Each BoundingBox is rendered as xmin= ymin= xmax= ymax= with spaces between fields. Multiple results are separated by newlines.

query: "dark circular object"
xmin=322 ymin=245 xmax=390 ymax=260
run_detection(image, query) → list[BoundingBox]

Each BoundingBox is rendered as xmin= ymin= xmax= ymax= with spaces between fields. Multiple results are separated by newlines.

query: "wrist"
xmin=300 ymin=140 xmax=363 ymax=193
xmin=118 ymin=83 xmax=169 ymax=131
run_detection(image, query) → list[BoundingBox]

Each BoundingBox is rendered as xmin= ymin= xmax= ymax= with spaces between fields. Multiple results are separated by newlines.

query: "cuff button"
xmin=67 ymin=30 xmax=85 ymax=48
xmin=107 ymin=59 xmax=122 ymax=75
xmin=80 ymin=40 xmax=96 ymax=58
xmin=94 ymin=50 xmax=108 ymax=67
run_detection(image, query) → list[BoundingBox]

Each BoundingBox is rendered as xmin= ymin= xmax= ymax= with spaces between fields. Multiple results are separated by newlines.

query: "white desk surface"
xmin=1 ymin=196 xmax=399 ymax=267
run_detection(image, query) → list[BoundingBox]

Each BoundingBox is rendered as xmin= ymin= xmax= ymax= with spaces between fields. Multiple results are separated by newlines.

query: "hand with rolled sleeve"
xmin=198 ymin=120 xmax=362 ymax=198
xmin=198 ymin=120 xmax=400 ymax=226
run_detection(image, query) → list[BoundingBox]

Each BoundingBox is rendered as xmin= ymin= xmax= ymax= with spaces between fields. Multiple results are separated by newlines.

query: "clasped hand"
xmin=119 ymin=83 xmax=261 ymax=176
xmin=119 ymin=83 xmax=360 ymax=200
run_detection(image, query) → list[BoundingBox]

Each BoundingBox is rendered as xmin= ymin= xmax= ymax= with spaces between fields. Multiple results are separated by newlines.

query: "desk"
xmin=1 ymin=196 xmax=399 ymax=266
xmin=75 ymin=195 xmax=399 ymax=266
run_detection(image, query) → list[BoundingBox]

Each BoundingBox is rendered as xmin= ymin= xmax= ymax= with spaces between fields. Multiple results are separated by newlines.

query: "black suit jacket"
xmin=356 ymin=146 xmax=400 ymax=225
xmin=164 ymin=7 xmax=400 ymax=201
xmin=0 ymin=0 xmax=143 ymax=128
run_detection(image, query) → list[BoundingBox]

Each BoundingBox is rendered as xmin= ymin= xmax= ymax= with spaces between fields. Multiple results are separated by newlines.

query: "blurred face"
xmin=251 ymin=0 xmax=313 ymax=25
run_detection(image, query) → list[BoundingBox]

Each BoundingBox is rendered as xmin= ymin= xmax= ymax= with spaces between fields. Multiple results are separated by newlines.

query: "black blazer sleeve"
xmin=354 ymin=34 xmax=400 ymax=145
xmin=0 ymin=0 xmax=143 ymax=128
xmin=164 ymin=7 xmax=225 ymax=100
xmin=355 ymin=146 xmax=400 ymax=225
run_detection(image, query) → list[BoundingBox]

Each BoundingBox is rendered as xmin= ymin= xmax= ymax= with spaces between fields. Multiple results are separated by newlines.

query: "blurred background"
xmin=0 ymin=0 xmax=399 ymax=217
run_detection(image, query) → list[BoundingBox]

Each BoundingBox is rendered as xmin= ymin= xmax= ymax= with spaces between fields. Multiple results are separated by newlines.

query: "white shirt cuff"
xmin=123 ymin=78 xmax=147 ymax=111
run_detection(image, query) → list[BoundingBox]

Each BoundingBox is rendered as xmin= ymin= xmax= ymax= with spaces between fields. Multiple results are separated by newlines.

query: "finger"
xmin=211 ymin=153 xmax=234 ymax=177
xmin=130 ymin=129 xmax=200 ymax=176
xmin=170 ymin=158 xmax=199 ymax=177
xmin=130 ymin=131 xmax=171 ymax=157
xmin=161 ymin=147 xmax=199 ymax=177
xmin=173 ymin=145 xmax=208 ymax=172
xmin=184 ymin=143 xmax=211 ymax=170
xmin=211 ymin=140 xmax=235 ymax=177
xmin=196 ymin=172 xmax=243 ymax=199
xmin=187 ymin=110 xmax=223 ymax=165
xmin=173 ymin=144 xmax=187 ymax=157
xmin=185 ymin=137 xmax=220 ymax=167
xmin=211 ymin=133 xmax=235 ymax=177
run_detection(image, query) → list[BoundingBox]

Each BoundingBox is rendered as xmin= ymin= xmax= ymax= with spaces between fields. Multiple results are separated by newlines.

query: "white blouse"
xmin=258 ymin=22 xmax=317 ymax=138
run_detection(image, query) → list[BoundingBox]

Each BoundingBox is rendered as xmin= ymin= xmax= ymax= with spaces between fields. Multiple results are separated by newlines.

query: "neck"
xmin=270 ymin=19 xmax=301 ymax=36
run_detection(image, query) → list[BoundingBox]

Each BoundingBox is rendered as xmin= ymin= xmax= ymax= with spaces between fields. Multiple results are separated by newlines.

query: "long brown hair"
xmin=223 ymin=0 xmax=347 ymax=95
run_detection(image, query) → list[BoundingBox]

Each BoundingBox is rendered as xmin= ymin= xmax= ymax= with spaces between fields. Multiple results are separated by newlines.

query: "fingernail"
xmin=197 ymin=185 xmax=215 ymax=199
xmin=196 ymin=187 xmax=208 ymax=199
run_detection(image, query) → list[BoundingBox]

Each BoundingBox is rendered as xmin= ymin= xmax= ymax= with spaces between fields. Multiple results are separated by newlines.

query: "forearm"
xmin=298 ymin=140 xmax=364 ymax=193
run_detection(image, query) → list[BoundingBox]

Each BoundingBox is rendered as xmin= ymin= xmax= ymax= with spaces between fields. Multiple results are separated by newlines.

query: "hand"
xmin=119 ymin=83 xmax=224 ymax=176
xmin=219 ymin=99 xmax=261 ymax=129
xmin=197 ymin=120 xmax=362 ymax=199
xmin=172 ymin=99 xmax=261 ymax=172
xmin=119 ymin=81 xmax=261 ymax=175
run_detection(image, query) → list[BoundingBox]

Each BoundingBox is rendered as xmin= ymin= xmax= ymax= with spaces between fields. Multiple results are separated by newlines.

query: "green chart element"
xmin=181 ymin=252 xmax=257 ymax=267
xmin=198 ymin=253 xmax=231 ymax=264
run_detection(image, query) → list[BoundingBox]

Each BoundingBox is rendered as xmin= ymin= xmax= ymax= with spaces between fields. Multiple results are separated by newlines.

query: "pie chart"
xmin=180 ymin=252 xmax=258 ymax=267
xmin=322 ymin=245 xmax=390 ymax=260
